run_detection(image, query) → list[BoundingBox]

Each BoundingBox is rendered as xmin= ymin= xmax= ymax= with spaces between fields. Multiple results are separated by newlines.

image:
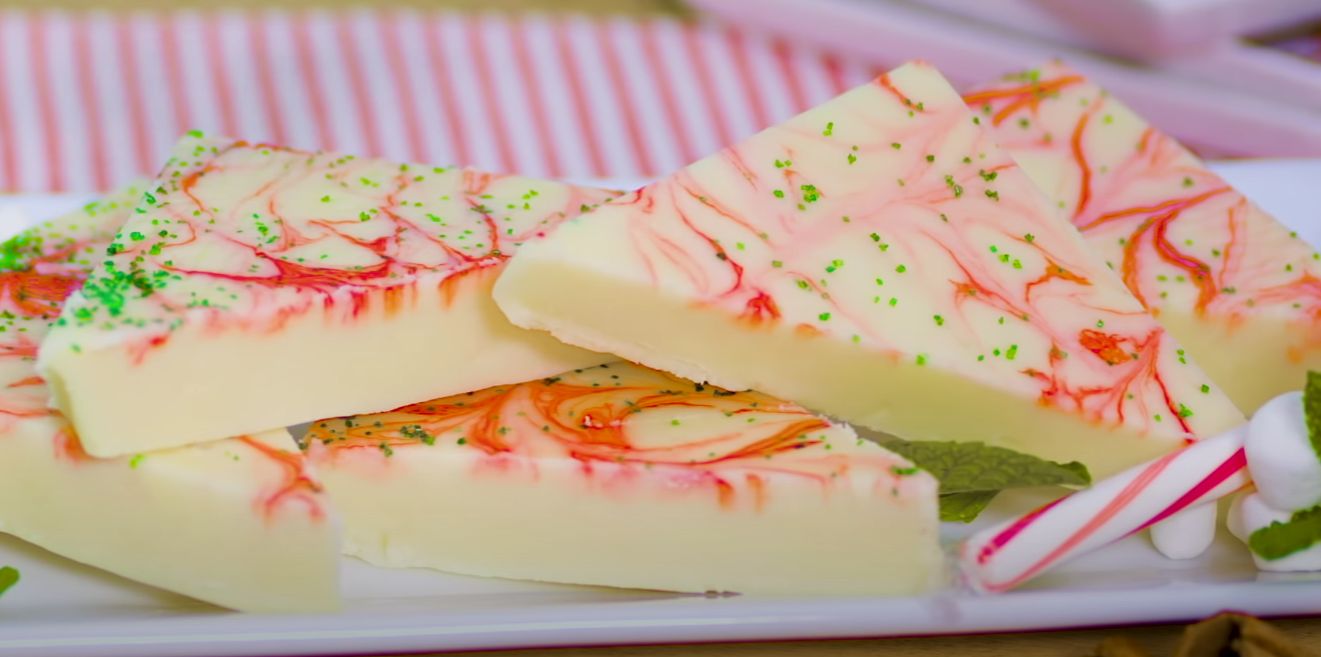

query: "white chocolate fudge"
xmin=38 ymin=135 xmax=617 ymax=457
xmin=305 ymin=362 xmax=941 ymax=596
xmin=494 ymin=62 xmax=1244 ymax=478
xmin=967 ymin=63 xmax=1321 ymax=414
xmin=0 ymin=191 xmax=340 ymax=612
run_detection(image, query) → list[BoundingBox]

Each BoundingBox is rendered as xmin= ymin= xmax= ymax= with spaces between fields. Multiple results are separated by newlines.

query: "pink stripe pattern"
xmin=960 ymin=428 xmax=1252 ymax=593
xmin=0 ymin=10 xmax=876 ymax=193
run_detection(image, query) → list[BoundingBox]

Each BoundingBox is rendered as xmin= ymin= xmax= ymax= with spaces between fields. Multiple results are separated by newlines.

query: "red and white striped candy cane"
xmin=960 ymin=428 xmax=1251 ymax=593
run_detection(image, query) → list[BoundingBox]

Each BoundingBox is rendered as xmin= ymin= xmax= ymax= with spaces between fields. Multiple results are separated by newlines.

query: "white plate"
xmin=2 ymin=160 xmax=1321 ymax=657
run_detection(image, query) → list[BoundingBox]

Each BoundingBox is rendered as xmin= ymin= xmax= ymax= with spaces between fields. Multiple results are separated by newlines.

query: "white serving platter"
xmin=1 ymin=159 xmax=1320 ymax=657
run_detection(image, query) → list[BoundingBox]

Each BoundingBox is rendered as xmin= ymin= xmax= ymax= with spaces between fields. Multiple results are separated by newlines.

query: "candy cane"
xmin=959 ymin=427 xmax=1251 ymax=593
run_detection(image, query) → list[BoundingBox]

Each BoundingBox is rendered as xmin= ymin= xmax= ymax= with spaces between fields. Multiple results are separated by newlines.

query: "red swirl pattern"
xmin=306 ymin=363 xmax=918 ymax=510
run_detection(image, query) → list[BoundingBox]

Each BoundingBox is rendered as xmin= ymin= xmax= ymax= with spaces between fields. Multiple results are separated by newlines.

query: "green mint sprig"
xmin=1249 ymin=505 xmax=1321 ymax=561
xmin=1306 ymin=371 xmax=1321 ymax=464
xmin=881 ymin=439 xmax=1091 ymax=523
xmin=0 ymin=566 xmax=19 ymax=599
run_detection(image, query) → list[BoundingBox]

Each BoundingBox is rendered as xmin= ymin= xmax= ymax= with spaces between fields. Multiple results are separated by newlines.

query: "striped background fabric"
xmin=0 ymin=10 xmax=884 ymax=193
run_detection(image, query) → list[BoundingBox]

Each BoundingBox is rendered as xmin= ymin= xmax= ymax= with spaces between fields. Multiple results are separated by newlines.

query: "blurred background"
xmin=0 ymin=0 xmax=1317 ymax=193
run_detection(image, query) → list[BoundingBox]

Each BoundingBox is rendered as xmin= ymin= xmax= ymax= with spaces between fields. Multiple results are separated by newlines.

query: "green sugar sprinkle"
xmin=944 ymin=175 xmax=964 ymax=198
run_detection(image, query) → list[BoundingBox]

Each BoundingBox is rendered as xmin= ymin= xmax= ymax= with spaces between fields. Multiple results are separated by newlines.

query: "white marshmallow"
xmin=1245 ymin=391 xmax=1321 ymax=511
xmin=1149 ymin=502 xmax=1218 ymax=560
xmin=1230 ymin=491 xmax=1321 ymax=572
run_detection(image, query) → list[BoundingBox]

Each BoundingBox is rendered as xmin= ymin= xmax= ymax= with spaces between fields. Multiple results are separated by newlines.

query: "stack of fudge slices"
xmin=1 ymin=60 xmax=1311 ymax=611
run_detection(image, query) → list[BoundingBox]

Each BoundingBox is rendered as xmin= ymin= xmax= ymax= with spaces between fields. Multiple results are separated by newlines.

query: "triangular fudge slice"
xmin=1 ymin=190 xmax=339 ymax=612
xmin=306 ymin=362 xmax=939 ymax=595
xmin=966 ymin=62 xmax=1321 ymax=413
xmin=495 ymin=61 xmax=1244 ymax=478
xmin=38 ymin=135 xmax=617 ymax=457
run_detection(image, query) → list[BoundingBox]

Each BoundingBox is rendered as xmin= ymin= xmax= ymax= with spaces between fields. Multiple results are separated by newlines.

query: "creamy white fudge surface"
xmin=1 ymin=190 xmax=340 ymax=612
xmin=495 ymin=61 xmax=1244 ymax=478
xmin=967 ymin=63 xmax=1321 ymax=415
xmin=306 ymin=362 xmax=941 ymax=596
xmin=38 ymin=135 xmax=617 ymax=457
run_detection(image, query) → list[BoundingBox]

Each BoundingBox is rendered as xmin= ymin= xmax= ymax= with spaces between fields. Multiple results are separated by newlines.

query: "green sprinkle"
xmin=823 ymin=121 xmax=834 ymax=136
xmin=1005 ymin=344 xmax=1018 ymax=360
xmin=944 ymin=175 xmax=964 ymax=198
xmin=771 ymin=260 xmax=783 ymax=268
xmin=818 ymin=312 xmax=832 ymax=321
xmin=773 ymin=189 xmax=785 ymax=199
xmin=933 ymin=315 xmax=944 ymax=326
xmin=895 ymin=264 xmax=907 ymax=273
xmin=847 ymin=153 xmax=857 ymax=165
xmin=915 ymin=354 xmax=927 ymax=366
xmin=1178 ymin=403 xmax=1194 ymax=418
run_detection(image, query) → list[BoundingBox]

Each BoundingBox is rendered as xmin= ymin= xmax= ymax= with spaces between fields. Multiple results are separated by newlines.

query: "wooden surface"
xmin=28 ymin=1 xmax=1321 ymax=655
xmin=393 ymin=617 xmax=1321 ymax=656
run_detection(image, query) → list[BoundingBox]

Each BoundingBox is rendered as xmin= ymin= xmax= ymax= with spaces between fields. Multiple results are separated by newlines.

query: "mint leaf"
xmin=1306 ymin=371 xmax=1321 ymax=464
xmin=880 ymin=439 xmax=1090 ymax=523
xmin=939 ymin=491 xmax=999 ymax=523
xmin=0 ymin=566 xmax=18 ymax=598
xmin=1249 ymin=505 xmax=1321 ymax=560
xmin=881 ymin=439 xmax=1091 ymax=495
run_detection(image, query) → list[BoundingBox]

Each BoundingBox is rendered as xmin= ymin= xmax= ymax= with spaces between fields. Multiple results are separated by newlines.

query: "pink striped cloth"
xmin=0 ymin=10 xmax=883 ymax=193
